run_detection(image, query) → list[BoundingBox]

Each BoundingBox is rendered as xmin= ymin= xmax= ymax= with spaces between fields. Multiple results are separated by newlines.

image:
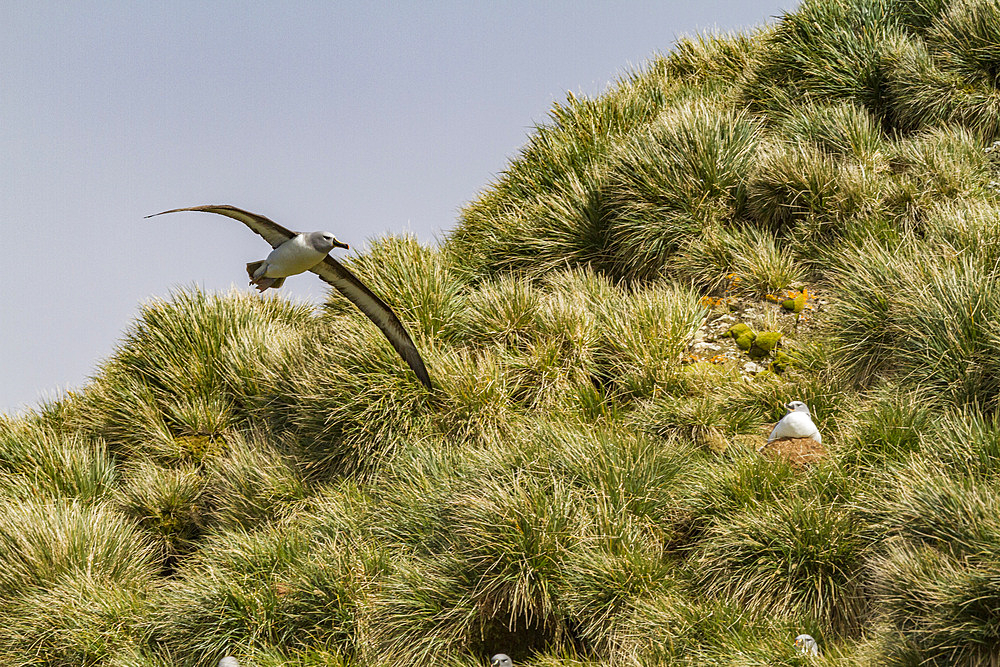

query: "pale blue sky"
xmin=1 ymin=1 xmax=794 ymax=413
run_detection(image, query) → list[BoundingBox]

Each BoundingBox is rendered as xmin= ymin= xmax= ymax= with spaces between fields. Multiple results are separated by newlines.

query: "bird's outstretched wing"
xmin=146 ymin=205 xmax=295 ymax=249
xmin=312 ymin=256 xmax=433 ymax=390
xmin=146 ymin=204 xmax=432 ymax=390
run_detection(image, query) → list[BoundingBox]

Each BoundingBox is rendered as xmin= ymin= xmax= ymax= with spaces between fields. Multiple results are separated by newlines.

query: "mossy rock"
xmin=770 ymin=350 xmax=793 ymax=373
xmin=749 ymin=331 xmax=782 ymax=359
xmin=173 ymin=434 xmax=226 ymax=463
xmin=727 ymin=323 xmax=757 ymax=351
xmin=781 ymin=293 xmax=807 ymax=313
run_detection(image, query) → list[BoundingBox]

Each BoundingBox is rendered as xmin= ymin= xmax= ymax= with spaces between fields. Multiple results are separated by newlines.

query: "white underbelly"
xmin=264 ymin=235 xmax=325 ymax=277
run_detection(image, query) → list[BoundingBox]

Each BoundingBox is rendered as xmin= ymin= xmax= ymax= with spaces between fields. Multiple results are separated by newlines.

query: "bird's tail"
xmin=246 ymin=260 xmax=265 ymax=279
xmin=250 ymin=276 xmax=282 ymax=292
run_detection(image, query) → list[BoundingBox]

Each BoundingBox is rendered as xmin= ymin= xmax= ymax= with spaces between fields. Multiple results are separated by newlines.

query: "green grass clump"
xmin=326 ymin=235 xmax=465 ymax=341
xmin=777 ymin=101 xmax=887 ymax=166
xmin=693 ymin=497 xmax=872 ymax=635
xmin=74 ymin=289 xmax=313 ymax=462
xmin=0 ymin=569 xmax=152 ymax=667
xmin=115 ymin=461 xmax=206 ymax=567
xmin=604 ymin=101 xmax=761 ymax=279
xmin=0 ymin=418 xmax=115 ymax=501
xmin=740 ymin=0 xmax=906 ymax=120
xmin=203 ymin=428 xmax=310 ymax=531
xmin=747 ymin=140 xmax=885 ymax=244
xmin=869 ymin=463 xmax=1000 ymax=665
xmin=0 ymin=499 xmax=156 ymax=600
xmin=150 ymin=518 xmax=381 ymax=665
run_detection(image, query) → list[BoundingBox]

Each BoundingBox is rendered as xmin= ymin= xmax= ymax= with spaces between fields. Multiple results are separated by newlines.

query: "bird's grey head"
xmin=794 ymin=634 xmax=818 ymax=654
xmin=306 ymin=231 xmax=349 ymax=254
xmin=218 ymin=657 xmax=240 ymax=667
xmin=490 ymin=654 xmax=513 ymax=667
xmin=785 ymin=401 xmax=811 ymax=415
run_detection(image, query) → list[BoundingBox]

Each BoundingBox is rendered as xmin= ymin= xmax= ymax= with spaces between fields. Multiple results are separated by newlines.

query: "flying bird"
xmin=491 ymin=655 xmax=513 ymax=667
xmin=147 ymin=204 xmax=432 ymax=390
xmin=794 ymin=633 xmax=819 ymax=656
xmin=768 ymin=401 xmax=821 ymax=443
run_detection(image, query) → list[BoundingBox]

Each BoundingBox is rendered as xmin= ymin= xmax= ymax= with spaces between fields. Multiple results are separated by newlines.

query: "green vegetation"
xmin=6 ymin=0 xmax=1000 ymax=664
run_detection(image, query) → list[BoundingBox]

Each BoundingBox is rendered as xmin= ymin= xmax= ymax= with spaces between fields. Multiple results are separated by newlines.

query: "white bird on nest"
xmin=768 ymin=401 xmax=821 ymax=443
xmin=147 ymin=204 xmax=432 ymax=390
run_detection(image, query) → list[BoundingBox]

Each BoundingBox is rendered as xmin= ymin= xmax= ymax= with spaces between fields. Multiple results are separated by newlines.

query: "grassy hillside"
xmin=5 ymin=0 xmax=1000 ymax=664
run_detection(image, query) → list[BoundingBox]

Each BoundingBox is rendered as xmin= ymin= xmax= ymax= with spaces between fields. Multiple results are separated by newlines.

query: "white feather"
xmin=261 ymin=234 xmax=327 ymax=278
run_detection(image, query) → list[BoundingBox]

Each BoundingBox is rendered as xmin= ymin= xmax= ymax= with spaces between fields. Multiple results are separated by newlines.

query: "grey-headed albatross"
xmin=147 ymin=204 xmax=432 ymax=390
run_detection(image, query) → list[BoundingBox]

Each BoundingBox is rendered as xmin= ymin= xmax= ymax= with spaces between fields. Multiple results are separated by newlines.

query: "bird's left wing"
xmin=311 ymin=256 xmax=433 ymax=390
xmin=146 ymin=205 xmax=295 ymax=249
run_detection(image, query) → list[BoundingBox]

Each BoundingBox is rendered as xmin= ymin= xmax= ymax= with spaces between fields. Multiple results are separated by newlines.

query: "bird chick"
xmin=795 ymin=633 xmax=819 ymax=656
xmin=491 ymin=654 xmax=513 ymax=667
xmin=769 ymin=401 xmax=821 ymax=443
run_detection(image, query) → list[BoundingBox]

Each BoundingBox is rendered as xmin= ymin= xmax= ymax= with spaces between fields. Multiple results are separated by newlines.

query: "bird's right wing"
xmin=311 ymin=256 xmax=432 ymax=390
xmin=145 ymin=205 xmax=295 ymax=249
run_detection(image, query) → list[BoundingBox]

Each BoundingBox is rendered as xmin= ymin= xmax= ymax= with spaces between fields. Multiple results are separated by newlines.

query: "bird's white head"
xmin=795 ymin=633 xmax=818 ymax=655
xmin=490 ymin=654 xmax=513 ymax=667
xmin=306 ymin=231 xmax=349 ymax=254
xmin=785 ymin=400 xmax=811 ymax=415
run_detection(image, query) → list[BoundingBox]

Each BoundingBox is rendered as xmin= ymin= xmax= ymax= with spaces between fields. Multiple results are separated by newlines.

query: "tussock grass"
xmin=823 ymin=232 xmax=1000 ymax=409
xmin=204 ymin=428 xmax=310 ymax=530
xmin=693 ymin=496 xmax=872 ymax=635
xmin=326 ymin=235 xmax=465 ymax=340
xmin=882 ymin=32 xmax=1000 ymax=140
xmin=595 ymin=281 xmax=707 ymax=397
xmin=746 ymin=140 xmax=886 ymax=243
xmin=265 ymin=317 xmax=432 ymax=479
xmin=74 ymin=288 xmax=312 ymax=462
xmin=926 ymin=406 xmax=1000 ymax=480
xmin=887 ymin=125 xmax=992 ymax=211
xmin=740 ymin=0 xmax=905 ymax=120
xmin=0 ymin=418 xmax=115 ymax=501
xmin=777 ymin=101 xmax=886 ymax=166
xmin=151 ymin=520 xmax=381 ymax=665
xmin=675 ymin=223 xmax=806 ymax=294
xmin=929 ymin=0 xmax=1000 ymax=84
xmin=0 ymin=498 xmax=156 ymax=601
xmin=115 ymin=460 xmax=206 ymax=566
xmin=605 ymin=101 xmax=761 ymax=279
xmin=836 ymin=389 xmax=931 ymax=470
xmin=666 ymin=31 xmax=764 ymax=85
xmin=367 ymin=478 xmax=582 ymax=664
xmin=0 ymin=569 xmax=152 ymax=667
xmin=12 ymin=1 xmax=1000 ymax=663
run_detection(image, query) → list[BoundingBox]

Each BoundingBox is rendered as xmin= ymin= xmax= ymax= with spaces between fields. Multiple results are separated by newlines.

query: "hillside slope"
xmin=4 ymin=0 xmax=1000 ymax=665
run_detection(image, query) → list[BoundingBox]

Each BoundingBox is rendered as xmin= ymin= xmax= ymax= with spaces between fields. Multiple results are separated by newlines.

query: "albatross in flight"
xmin=147 ymin=204 xmax=432 ymax=390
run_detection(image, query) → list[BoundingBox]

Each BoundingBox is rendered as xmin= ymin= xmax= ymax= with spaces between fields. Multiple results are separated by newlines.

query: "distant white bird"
xmin=219 ymin=657 xmax=240 ymax=667
xmin=768 ymin=401 xmax=821 ymax=443
xmin=795 ymin=633 xmax=819 ymax=656
xmin=491 ymin=655 xmax=513 ymax=667
xmin=147 ymin=205 xmax=432 ymax=390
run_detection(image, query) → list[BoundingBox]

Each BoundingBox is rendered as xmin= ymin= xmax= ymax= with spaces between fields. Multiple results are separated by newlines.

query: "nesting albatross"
xmin=147 ymin=204 xmax=432 ymax=390
xmin=768 ymin=401 xmax=821 ymax=444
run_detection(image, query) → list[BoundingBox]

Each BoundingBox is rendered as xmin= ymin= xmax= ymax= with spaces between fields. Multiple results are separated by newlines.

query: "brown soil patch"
xmin=758 ymin=436 xmax=827 ymax=468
